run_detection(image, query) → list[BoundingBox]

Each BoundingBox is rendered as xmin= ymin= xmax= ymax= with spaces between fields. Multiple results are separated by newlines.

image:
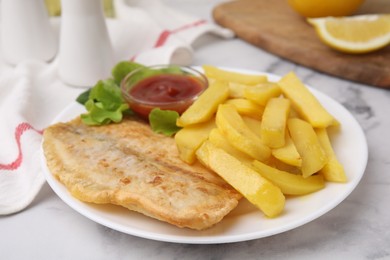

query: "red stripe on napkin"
xmin=0 ymin=122 xmax=43 ymax=171
xmin=154 ymin=19 xmax=207 ymax=47
xmin=172 ymin=19 xmax=207 ymax=33
xmin=154 ymin=30 xmax=171 ymax=48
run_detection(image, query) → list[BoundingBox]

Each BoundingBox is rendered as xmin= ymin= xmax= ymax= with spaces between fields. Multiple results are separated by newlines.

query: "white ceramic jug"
xmin=58 ymin=0 xmax=114 ymax=87
xmin=0 ymin=0 xmax=58 ymax=65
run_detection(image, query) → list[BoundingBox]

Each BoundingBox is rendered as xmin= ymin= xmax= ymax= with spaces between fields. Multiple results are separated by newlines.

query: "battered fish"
xmin=42 ymin=117 xmax=241 ymax=230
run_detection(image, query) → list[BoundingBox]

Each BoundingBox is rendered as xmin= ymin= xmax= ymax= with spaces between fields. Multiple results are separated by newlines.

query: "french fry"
xmin=272 ymin=132 xmax=302 ymax=167
xmin=242 ymin=116 xmax=262 ymax=139
xmin=224 ymin=98 xmax=264 ymax=119
xmin=208 ymin=128 xmax=253 ymax=166
xmin=288 ymin=107 xmax=301 ymax=118
xmin=177 ymin=80 xmax=229 ymax=127
xmin=203 ymin=65 xmax=268 ymax=85
xmin=278 ymin=72 xmax=337 ymax=128
xmin=174 ymin=119 xmax=216 ymax=164
xmin=252 ymin=160 xmax=325 ymax=195
xmin=196 ymin=141 xmax=285 ymax=218
xmin=228 ymin=82 xmax=249 ymax=98
xmin=267 ymin=156 xmax=302 ymax=174
xmin=244 ymin=82 xmax=282 ymax=106
xmin=316 ymin=128 xmax=347 ymax=183
xmin=260 ymin=97 xmax=290 ymax=148
xmin=288 ymin=118 xmax=328 ymax=178
xmin=216 ymin=104 xmax=271 ymax=162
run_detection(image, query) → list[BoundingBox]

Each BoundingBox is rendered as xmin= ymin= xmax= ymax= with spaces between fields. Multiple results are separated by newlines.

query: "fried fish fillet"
xmin=42 ymin=117 xmax=241 ymax=230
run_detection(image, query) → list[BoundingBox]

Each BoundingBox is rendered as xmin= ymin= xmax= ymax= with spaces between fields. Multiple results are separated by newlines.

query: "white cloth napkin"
xmin=0 ymin=0 xmax=234 ymax=215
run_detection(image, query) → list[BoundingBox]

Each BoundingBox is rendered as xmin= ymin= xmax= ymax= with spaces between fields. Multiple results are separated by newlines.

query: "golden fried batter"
xmin=42 ymin=117 xmax=241 ymax=230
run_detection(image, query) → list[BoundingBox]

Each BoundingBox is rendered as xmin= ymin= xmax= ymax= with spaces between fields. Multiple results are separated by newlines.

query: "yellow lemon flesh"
xmin=308 ymin=14 xmax=390 ymax=54
xmin=288 ymin=0 xmax=365 ymax=18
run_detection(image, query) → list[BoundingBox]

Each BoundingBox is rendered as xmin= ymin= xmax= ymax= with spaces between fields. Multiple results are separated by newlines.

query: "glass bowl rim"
xmin=120 ymin=64 xmax=209 ymax=107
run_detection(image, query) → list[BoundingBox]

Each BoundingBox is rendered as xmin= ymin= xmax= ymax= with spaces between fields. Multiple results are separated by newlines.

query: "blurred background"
xmin=45 ymin=0 xmax=115 ymax=17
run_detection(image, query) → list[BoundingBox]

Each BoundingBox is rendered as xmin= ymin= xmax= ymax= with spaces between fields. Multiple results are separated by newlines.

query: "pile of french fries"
xmin=175 ymin=65 xmax=347 ymax=218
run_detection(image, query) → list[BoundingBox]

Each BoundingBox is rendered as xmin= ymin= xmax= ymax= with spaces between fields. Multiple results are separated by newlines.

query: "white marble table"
xmin=1 ymin=1 xmax=390 ymax=259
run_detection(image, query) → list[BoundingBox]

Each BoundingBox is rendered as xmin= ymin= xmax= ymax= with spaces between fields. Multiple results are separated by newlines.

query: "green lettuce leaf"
xmin=81 ymin=100 xmax=129 ymax=125
xmin=76 ymin=89 xmax=91 ymax=105
xmin=112 ymin=61 xmax=145 ymax=85
xmin=89 ymin=79 xmax=124 ymax=110
xmin=149 ymin=108 xmax=182 ymax=136
xmin=79 ymin=79 xmax=131 ymax=125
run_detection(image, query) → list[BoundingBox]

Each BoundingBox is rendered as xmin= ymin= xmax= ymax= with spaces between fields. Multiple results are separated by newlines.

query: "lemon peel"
xmin=308 ymin=14 xmax=390 ymax=54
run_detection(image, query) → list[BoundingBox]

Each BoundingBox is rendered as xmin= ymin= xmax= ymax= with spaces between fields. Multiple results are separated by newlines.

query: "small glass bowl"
xmin=121 ymin=65 xmax=208 ymax=119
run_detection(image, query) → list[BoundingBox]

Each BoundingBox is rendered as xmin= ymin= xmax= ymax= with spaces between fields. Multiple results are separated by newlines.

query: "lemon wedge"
xmin=308 ymin=14 xmax=390 ymax=54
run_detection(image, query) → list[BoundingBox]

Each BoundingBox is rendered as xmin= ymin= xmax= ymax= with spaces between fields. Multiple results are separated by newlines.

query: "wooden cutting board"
xmin=212 ymin=0 xmax=390 ymax=89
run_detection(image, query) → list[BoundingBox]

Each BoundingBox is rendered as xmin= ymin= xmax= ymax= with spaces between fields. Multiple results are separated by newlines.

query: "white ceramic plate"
xmin=41 ymin=70 xmax=368 ymax=244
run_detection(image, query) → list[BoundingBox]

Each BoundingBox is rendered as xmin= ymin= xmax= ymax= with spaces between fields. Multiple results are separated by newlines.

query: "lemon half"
xmin=308 ymin=14 xmax=390 ymax=54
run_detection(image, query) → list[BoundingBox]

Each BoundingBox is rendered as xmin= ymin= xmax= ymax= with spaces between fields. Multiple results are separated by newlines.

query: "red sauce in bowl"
xmin=130 ymin=74 xmax=204 ymax=103
xmin=121 ymin=66 xmax=207 ymax=119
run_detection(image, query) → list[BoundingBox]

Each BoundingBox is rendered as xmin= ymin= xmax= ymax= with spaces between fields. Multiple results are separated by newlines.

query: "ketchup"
xmin=127 ymin=73 xmax=206 ymax=119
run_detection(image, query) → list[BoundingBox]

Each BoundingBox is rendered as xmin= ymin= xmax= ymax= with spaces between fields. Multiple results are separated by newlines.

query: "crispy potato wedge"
xmin=252 ymin=160 xmax=325 ymax=195
xmin=175 ymin=119 xmax=216 ymax=164
xmin=316 ymin=128 xmax=347 ymax=183
xmin=196 ymin=141 xmax=285 ymax=217
xmin=288 ymin=118 xmax=328 ymax=178
xmin=177 ymin=81 xmax=229 ymax=127
xmin=278 ymin=72 xmax=337 ymax=128
xmin=216 ymin=104 xmax=271 ymax=162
